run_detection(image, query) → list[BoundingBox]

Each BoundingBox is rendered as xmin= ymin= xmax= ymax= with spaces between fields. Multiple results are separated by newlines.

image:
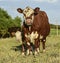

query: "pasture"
xmin=0 ymin=29 xmax=60 ymax=63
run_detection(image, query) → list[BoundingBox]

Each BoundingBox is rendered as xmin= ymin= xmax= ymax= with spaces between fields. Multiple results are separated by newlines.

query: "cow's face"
xmin=23 ymin=7 xmax=34 ymax=25
xmin=17 ymin=7 xmax=40 ymax=25
xmin=17 ymin=7 xmax=34 ymax=25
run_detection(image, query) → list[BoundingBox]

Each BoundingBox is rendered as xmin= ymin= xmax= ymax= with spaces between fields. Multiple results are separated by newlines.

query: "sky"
xmin=0 ymin=0 xmax=60 ymax=25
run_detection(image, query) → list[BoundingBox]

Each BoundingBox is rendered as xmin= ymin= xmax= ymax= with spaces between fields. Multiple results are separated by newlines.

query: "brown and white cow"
xmin=17 ymin=7 xmax=50 ymax=55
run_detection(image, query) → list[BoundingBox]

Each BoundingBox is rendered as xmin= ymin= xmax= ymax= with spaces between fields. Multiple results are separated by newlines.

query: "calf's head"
xmin=17 ymin=7 xmax=40 ymax=26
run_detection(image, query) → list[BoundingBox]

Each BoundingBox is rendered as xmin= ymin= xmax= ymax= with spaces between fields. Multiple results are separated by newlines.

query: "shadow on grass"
xmin=11 ymin=44 xmax=22 ymax=52
xmin=11 ymin=43 xmax=35 ymax=52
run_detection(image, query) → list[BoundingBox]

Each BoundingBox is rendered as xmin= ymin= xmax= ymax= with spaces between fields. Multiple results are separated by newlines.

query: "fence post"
xmin=56 ymin=20 xmax=58 ymax=36
xmin=56 ymin=25 xmax=58 ymax=36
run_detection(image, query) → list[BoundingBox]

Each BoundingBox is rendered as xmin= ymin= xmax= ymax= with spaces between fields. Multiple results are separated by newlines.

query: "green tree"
xmin=13 ymin=16 xmax=22 ymax=27
xmin=0 ymin=8 xmax=22 ymax=38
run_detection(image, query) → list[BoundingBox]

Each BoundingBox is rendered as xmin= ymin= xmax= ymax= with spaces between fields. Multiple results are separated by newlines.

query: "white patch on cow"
xmin=30 ymin=31 xmax=38 ymax=43
xmin=27 ymin=42 xmax=30 ymax=45
xmin=25 ymin=34 xmax=30 ymax=45
xmin=25 ymin=31 xmax=38 ymax=44
xmin=25 ymin=33 xmax=30 ymax=38
xmin=25 ymin=34 xmax=28 ymax=38
xmin=22 ymin=52 xmax=25 ymax=56
xmin=40 ymin=35 xmax=43 ymax=39
xmin=30 ymin=51 xmax=32 ymax=55
xmin=26 ymin=49 xmax=30 ymax=55
xmin=23 ymin=7 xmax=34 ymax=25
xmin=25 ymin=33 xmax=30 ymax=39
xmin=31 ymin=15 xmax=34 ymax=22
xmin=35 ymin=50 xmax=38 ymax=55
xmin=30 ymin=32 xmax=35 ymax=43
xmin=15 ymin=31 xmax=22 ymax=43
xmin=35 ymin=31 xmax=38 ymax=39
xmin=37 ymin=48 xmax=40 ymax=53
xmin=23 ymin=7 xmax=34 ymax=17
xmin=43 ymin=39 xmax=46 ymax=42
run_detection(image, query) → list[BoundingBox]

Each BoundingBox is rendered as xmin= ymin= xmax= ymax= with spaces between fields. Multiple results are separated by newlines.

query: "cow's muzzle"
xmin=26 ymin=19 xmax=32 ymax=25
xmin=25 ymin=18 xmax=33 ymax=25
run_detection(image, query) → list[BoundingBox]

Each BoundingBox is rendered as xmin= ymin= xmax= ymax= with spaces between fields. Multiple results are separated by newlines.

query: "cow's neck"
xmin=28 ymin=26 xmax=31 ymax=32
xmin=23 ymin=22 xmax=31 ymax=33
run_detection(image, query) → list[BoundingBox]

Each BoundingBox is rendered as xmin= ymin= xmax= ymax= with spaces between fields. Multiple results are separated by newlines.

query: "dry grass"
xmin=0 ymin=35 xmax=60 ymax=63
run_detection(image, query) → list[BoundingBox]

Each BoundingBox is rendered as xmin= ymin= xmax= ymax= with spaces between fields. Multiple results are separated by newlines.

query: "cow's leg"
xmin=26 ymin=38 xmax=30 ymax=55
xmin=42 ymin=38 xmax=46 ymax=52
xmin=22 ymin=43 xmax=25 ymax=56
xmin=26 ymin=37 xmax=32 ymax=55
xmin=26 ymin=42 xmax=30 ymax=55
xmin=37 ymin=41 xmax=40 ymax=53
xmin=26 ymin=43 xmax=32 ymax=55
xmin=34 ymin=39 xmax=40 ymax=55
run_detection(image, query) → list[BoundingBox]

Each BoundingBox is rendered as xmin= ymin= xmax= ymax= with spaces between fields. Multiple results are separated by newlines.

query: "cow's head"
xmin=17 ymin=7 xmax=40 ymax=26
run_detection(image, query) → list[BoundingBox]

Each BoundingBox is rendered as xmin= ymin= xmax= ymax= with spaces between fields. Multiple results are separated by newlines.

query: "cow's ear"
xmin=34 ymin=7 xmax=40 ymax=13
xmin=17 ymin=8 xmax=23 ymax=13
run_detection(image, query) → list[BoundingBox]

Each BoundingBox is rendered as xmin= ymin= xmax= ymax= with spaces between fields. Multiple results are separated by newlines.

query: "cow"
xmin=17 ymin=7 xmax=50 ymax=55
xmin=8 ymin=27 xmax=21 ymax=37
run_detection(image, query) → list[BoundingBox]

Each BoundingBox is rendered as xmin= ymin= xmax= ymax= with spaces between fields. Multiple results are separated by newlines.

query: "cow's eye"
xmin=30 ymin=14 xmax=34 ymax=16
xmin=24 ymin=10 xmax=27 ymax=13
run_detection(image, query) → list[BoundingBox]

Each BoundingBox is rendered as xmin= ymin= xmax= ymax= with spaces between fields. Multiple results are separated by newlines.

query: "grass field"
xmin=0 ymin=29 xmax=60 ymax=63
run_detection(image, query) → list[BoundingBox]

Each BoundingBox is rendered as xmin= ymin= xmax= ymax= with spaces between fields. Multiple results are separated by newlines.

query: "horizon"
xmin=0 ymin=0 xmax=60 ymax=25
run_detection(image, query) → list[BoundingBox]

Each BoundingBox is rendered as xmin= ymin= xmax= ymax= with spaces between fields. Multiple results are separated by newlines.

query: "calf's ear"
xmin=34 ymin=7 xmax=40 ymax=13
xmin=17 ymin=8 xmax=23 ymax=13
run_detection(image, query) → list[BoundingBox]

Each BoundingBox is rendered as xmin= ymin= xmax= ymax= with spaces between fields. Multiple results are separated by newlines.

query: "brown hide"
xmin=22 ymin=22 xmax=31 ymax=42
xmin=31 ymin=11 xmax=50 ymax=37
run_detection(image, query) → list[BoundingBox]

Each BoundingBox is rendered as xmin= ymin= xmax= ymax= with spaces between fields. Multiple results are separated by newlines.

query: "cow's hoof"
xmin=30 ymin=51 xmax=32 ymax=55
xmin=22 ymin=52 xmax=25 ymax=56
xmin=43 ymin=49 xmax=46 ymax=52
xmin=26 ymin=49 xmax=30 ymax=55
xmin=37 ymin=48 xmax=40 ymax=53
xmin=35 ymin=51 xmax=38 ymax=55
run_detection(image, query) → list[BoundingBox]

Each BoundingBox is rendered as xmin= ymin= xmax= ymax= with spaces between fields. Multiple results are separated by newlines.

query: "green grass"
xmin=0 ymin=35 xmax=60 ymax=63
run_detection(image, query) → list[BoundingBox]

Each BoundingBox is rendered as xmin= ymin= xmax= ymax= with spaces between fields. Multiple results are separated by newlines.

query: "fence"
xmin=50 ymin=28 xmax=60 ymax=36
